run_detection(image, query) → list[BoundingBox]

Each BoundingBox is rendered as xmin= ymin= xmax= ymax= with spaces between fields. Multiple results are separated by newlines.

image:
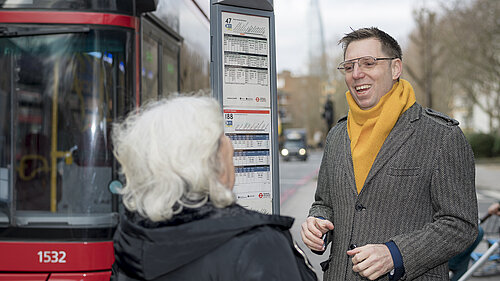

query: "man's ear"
xmin=391 ymin=58 xmax=402 ymax=80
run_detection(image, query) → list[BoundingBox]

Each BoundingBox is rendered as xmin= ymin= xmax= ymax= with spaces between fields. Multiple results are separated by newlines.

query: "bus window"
xmin=161 ymin=38 xmax=179 ymax=98
xmin=141 ymin=34 xmax=159 ymax=103
xmin=142 ymin=16 xmax=181 ymax=101
xmin=153 ymin=0 xmax=210 ymax=95
xmin=0 ymin=27 xmax=133 ymax=228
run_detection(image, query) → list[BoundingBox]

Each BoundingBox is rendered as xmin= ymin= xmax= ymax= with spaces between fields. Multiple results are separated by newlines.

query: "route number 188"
xmin=37 ymin=250 xmax=67 ymax=263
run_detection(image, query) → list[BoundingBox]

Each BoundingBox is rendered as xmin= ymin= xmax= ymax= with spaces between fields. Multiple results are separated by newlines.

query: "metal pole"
xmin=458 ymin=241 xmax=499 ymax=281
xmin=9 ymin=49 xmax=16 ymax=224
xmin=50 ymin=61 xmax=59 ymax=212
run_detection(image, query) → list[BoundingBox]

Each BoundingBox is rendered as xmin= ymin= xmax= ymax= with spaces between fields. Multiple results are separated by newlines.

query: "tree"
xmin=405 ymin=0 xmax=500 ymax=133
xmin=405 ymin=9 xmax=442 ymax=110
xmin=439 ymin=0 xmax=500 ymax=133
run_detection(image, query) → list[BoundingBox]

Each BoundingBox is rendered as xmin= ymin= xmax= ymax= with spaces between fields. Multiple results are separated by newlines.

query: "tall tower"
xmin=307 ymin=0 xmax=327 ymax=78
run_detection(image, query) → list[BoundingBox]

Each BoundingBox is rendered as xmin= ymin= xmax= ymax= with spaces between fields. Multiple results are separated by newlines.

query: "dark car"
xmin=281 ymin=139 xmax=308 ymax=161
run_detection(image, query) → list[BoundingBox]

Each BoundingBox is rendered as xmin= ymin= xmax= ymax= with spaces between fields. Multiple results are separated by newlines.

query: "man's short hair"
xmin=339 ymin=27 xmax=402 ymax=60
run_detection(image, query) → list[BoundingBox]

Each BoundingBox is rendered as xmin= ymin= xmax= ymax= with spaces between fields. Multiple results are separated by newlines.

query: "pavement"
xmin=280 ymin=163 xmax=500 ymax=281
xmin=281 ymin=178 xmax=327 ymax=280
xmin=475 ymin=163 xmax=500 ymax=201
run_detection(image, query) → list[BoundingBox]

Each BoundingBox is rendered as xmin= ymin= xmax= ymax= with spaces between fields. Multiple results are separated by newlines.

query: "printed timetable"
xmin=224 ymin=108 xmax=272 ymax=212
xmin=228 ymin=134 xmax=269 ymax=150
xmin=222 ymin=11 xmax=270 ymax=107
xmin=233 ymin=150 xmax=270 ymax=166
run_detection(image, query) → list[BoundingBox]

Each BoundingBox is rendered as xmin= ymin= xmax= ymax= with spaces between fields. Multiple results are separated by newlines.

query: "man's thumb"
xmin=317 ymin=219 xmax=334 ymax=231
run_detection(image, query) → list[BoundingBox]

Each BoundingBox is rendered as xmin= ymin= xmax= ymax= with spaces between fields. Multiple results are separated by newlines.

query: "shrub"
xmin=492 ymin=134 xmax=500 ymax=157
xmin=466 ymin=133 xmax=495 ymax=158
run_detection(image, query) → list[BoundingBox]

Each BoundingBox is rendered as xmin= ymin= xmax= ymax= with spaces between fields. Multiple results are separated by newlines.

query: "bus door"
xmin=0 ymin=25 xmax=134 ymax=275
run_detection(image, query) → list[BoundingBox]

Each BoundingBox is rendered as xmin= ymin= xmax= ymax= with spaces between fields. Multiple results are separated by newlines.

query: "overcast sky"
xmin=274 ymin=0 xmax=443 ymax=75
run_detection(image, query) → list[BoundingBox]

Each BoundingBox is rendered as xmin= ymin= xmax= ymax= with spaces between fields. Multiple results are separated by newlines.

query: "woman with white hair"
xmin=112 ymin=96 xmax=317 ymax=281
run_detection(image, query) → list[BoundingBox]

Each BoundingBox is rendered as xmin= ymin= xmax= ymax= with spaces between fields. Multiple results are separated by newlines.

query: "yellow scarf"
xmin=347 ymin=79 xmax=416 ymax=193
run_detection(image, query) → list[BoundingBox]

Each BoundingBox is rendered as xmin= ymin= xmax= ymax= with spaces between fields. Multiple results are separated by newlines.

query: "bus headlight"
xmin=281 ymin=148 xmax=289 ymax=156
xmin=299 ymin=148 xmax=306 ymax=156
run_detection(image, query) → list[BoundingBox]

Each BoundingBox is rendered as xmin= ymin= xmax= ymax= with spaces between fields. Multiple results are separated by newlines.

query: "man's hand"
xmin=347 ymin=244 xmax=393 ymax=280
xmin=300 ymin=216 xmax=334 ymax=251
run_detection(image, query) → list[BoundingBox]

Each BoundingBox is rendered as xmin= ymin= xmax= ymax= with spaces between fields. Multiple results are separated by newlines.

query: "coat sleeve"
xmin=236 ymin=227 xmax=317 ymax=281
xmin=308 ymin=128 xmax=335 ymax=221
xmin=391 ymin=126 xmax=478 ymax=280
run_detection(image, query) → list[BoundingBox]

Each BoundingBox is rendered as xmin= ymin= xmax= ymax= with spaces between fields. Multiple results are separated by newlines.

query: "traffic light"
xmin=323 ymin=98 xmax=334 ymax=130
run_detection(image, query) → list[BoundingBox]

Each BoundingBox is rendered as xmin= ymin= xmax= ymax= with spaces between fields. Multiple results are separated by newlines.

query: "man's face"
xmin=344 ymin=38 xmax=400 ymax=110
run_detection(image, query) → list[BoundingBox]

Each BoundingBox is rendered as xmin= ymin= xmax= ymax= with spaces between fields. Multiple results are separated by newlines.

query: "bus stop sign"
xmin=210 ymin=0 xmax=279 ymax=214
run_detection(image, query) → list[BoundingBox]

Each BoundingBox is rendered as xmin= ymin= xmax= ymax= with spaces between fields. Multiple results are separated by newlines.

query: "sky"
xmin=274 ymin=0 xmax=443 ymax=75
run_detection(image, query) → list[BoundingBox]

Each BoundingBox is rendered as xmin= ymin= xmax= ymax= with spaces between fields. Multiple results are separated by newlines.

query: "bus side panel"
xmin=0 ymin=241 xmax=114 ymax=271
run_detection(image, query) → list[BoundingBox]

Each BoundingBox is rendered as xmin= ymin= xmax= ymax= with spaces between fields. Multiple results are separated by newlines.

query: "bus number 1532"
xmin=37 ymin=251 xmax=67 ymax=263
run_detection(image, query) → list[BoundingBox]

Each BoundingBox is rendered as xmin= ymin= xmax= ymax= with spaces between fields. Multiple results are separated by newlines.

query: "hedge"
xmin=465 ymin=133 xmax=500 ymax=158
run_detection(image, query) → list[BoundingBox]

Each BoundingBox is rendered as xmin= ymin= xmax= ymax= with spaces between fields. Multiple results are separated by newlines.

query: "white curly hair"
xmin=112 ymin=96 xmax=235 ymax=222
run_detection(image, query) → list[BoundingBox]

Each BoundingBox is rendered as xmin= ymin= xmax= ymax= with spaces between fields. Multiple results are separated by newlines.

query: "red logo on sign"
xmin=256 ymin=97 xmax=260 ymax=102
xmin=259 ymin=193 xmax=263 ymax=198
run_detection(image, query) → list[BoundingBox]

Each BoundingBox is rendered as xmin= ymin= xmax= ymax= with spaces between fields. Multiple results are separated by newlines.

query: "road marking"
xmin=477 ymin=190 xmax=500 ymax=200
xmin=280 ymin=167 xmax=319 ymax=204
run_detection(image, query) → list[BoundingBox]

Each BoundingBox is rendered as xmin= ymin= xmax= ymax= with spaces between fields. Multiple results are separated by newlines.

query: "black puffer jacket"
xmin=114 ymin=203 xmax=317 ymax=281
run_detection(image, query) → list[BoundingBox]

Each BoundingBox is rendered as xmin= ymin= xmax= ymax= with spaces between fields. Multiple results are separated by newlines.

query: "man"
xmin=300 ymin=27 xmax=478 ymax=280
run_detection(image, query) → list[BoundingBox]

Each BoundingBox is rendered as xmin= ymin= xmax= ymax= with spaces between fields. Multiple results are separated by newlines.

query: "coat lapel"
xmin=362 ymin=104 xmax=421 ymax=191
xmin=341 ymin=123 xmax=358 ymax=196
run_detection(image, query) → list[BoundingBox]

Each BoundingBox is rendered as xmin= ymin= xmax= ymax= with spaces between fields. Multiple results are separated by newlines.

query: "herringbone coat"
xmin=309 ymin=103 xmax=478 ymax=280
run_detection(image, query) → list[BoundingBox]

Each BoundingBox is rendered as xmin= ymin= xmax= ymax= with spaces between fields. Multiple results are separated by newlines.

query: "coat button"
xmin=349 ymin=244 xmax=357 ymax=250
xmin=355 ymin=203 xmax=365 ymax=211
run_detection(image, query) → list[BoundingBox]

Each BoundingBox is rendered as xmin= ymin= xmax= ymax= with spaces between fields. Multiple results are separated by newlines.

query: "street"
xmin=279 ymin=149 xmax=500 ymax=281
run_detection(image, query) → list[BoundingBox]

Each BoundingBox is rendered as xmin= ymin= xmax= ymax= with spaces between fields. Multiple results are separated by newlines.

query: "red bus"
xmin=0 ymin=1 xmax=210 ymax=280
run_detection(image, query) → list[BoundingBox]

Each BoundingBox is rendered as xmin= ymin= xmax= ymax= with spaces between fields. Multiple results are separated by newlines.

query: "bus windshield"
xmin=0 ymin=26 xmax=133 ymax=231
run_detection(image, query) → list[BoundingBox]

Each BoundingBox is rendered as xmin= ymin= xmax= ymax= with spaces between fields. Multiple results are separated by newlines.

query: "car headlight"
xmin=281 ymin=148 xmax=289 ymax=156
xmin=299 ymin=148 xmax=306 ymax=155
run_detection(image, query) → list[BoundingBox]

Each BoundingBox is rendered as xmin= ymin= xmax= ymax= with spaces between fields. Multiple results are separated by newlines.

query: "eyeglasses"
xmin=337 ymin=56 xmax=396 ymax=74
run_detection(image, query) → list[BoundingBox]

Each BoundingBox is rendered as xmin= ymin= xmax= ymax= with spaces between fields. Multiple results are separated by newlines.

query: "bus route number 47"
xmin=37 ymin=250 xmax=67 ymax=263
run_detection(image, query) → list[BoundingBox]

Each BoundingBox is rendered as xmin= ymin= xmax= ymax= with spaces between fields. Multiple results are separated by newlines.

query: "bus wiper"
xmin=0 ymin=26 xmax=90 ymax=38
